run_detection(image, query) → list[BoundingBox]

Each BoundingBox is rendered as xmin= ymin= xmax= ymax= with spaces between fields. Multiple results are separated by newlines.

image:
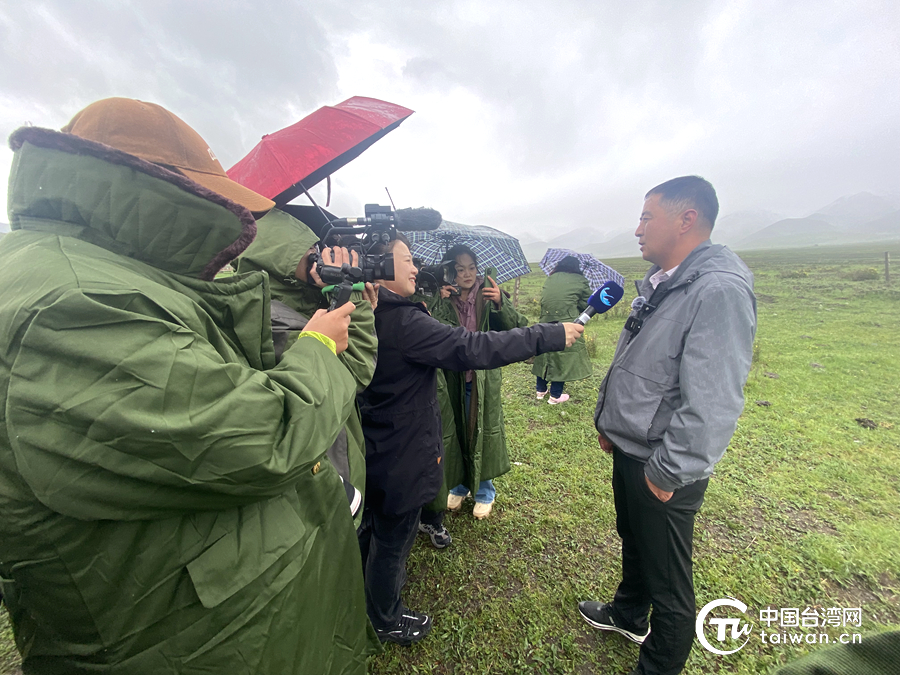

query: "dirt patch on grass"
xmin=780 ymin=507 xmax=840 ymax=536
xmin=821 ymin=575 xmax=900 ymax=624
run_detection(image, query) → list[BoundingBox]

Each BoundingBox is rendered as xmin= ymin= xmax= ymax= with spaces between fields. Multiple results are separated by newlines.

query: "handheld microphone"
xmin=574 ymin=281 xmax=624 ymax=325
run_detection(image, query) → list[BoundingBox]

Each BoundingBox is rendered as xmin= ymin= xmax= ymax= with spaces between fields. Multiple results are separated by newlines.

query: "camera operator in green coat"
xmin=237 ymin=208 xmax=379 ymax=528
xmin=418 ymin=245 xmax=530 ymax=546
xmin=0 ymin=99 xmax=378 ymax=674
xmin=532 ymin=256 xmax=593 ymax=404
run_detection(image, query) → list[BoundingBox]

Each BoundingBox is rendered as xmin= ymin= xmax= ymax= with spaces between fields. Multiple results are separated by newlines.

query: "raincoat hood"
xmin=7 ymin=126 xmax=257 ymax=280
xmin=239 ymin=207 xmax=319 ymax=279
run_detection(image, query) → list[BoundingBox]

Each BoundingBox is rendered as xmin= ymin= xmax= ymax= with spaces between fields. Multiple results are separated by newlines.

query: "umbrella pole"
xmin=513 ymin=276 xmax=520 ymax=308
xmin=295 ymin=180 xmax=336 ymax=229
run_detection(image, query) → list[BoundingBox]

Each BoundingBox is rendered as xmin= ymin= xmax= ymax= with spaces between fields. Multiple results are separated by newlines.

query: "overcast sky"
xmin=2 ymin=0 xmax=898 ymax=243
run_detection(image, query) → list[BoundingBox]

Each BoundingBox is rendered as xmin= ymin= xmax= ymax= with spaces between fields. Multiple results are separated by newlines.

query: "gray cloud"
xmin=2 ymin=0 xmax=898 ymax=238
xmin=0 ymin=1 xmax=338 ymax=165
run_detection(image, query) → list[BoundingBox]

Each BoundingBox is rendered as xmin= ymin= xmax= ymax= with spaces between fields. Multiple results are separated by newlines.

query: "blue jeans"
xmin=450 ymin=381 xmax=497 ymax=504
xmin=536 ymin=376 xmax=564 ymax=398
xmin=451 ymin=479 xmax=496 ymax=504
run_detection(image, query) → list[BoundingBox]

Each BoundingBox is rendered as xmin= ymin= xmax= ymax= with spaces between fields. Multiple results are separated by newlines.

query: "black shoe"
xmin=578 ymin=601 xmax=650 ymax=645
xmin=375 ymin=610 xmax=432 ymax=645
xmin=418 ymin=522 xmax=452 ymax=549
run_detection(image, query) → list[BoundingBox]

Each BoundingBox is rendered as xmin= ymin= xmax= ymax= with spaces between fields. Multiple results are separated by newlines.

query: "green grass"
xmin=2 ymin=241 xmax=898 ymax=674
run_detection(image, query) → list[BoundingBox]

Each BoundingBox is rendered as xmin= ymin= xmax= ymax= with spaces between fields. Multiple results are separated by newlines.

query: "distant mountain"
xmin=520 ymin=192 xmax=900 ymax=259
xmin=809 ymin=192 xmax=898 ymax=229
xmin=0 ymin=222 xmax=9 ymax=233
xmin=522 ymin=240 xmax=551 ymax=262
xmin=857 ymin=210 xmax=900 ymax=238
xmin=583 ymin=230 xmax=640 ymax=258
xmin=737 ymin=217 xmax=842 ymax=249
xmin=522 ymin=225 xmax=620 ymax=262
xmin=713 ymin=210 xmax=782 ymax=247
xmin=546 ymin=226 xmax=616 ymax=250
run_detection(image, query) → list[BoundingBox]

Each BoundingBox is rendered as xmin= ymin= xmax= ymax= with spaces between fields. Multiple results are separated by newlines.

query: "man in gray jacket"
xmin=579 ymin=176 xmax=757 ymax=675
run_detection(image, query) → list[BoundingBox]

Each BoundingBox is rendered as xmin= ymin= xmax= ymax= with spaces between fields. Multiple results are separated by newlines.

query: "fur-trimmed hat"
xmin=62 ymin=97 xmax=274 ymax=214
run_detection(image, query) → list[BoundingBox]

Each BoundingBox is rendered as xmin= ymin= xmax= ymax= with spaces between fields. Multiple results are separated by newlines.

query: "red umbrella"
xmin=227 ymin=96 xmax=414 ymax=206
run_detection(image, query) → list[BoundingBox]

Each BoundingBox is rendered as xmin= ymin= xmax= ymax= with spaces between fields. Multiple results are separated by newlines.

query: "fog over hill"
xmin=529 ymin=191 xmax=900 ymax=261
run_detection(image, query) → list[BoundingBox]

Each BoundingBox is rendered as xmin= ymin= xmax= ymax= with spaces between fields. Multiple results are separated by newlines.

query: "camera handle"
xmin=325 ymin=280 xmax=362 ymax=311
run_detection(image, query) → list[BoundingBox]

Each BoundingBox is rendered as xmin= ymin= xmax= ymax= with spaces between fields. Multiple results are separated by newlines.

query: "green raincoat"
xmin=426 ymin=272 xmax=529 ymax=508
xmin=531 ymin=271 xmax=593 ymax=383
xmin=0 ymin=127 xmax=378 ymax=673
xmin=237 ymin=209 xmax=377 ymax=528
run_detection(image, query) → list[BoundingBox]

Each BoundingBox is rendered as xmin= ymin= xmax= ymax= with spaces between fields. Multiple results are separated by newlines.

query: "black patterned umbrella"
xmin=539 ymin=248 xmax=625 ymax=289
xmin=407 ymin=220 xmax=531 ymax=284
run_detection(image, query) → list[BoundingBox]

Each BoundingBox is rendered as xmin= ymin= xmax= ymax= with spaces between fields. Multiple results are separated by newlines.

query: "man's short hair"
xmin=646 ymin=176 xmax=719 ymax=229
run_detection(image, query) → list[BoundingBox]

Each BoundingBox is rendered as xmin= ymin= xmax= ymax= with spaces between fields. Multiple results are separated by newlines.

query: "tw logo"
xmin=696 ymin=597 xmax=753 ymax=655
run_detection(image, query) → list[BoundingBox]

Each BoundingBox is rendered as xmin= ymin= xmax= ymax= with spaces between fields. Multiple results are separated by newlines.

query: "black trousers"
xmin=611 ymin=449 xmax=708 ymax=675
xmin=357 ymin=505 xmax=421 ymax=629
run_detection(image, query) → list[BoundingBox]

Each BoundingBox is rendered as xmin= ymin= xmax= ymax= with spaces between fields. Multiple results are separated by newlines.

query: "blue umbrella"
xmin=407 ymin=220 xmax=531 ymax=284
xmin=539 ymin=248 xmax=625 ymax=289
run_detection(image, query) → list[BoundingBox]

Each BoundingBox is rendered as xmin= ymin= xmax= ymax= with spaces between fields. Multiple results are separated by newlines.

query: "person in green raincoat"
xmin=532 ymin=255 xmax=593 ymax=403
xmin=0 ymin=98 xmax=379 ymax=674
xmin=418 ymin=245 xmax=531 ymax=544
xmin=237 ymin=208 xmax=379 ymax=527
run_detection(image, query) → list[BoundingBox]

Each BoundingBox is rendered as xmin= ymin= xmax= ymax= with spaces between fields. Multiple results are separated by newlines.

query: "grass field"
xmin=2 ymin=241 xmax=899 ymax=674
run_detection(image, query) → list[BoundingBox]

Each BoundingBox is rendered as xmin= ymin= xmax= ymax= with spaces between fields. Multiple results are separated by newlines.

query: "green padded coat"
xmin=0 ymin=127 xmax=378 ymax=674
xmin=531 ymin=271 xmax=593 ymax=383
xmin=237 ymin=208 xmax=378 ymax=528
xmin=426 ymin=273 xmax=529 ymax=508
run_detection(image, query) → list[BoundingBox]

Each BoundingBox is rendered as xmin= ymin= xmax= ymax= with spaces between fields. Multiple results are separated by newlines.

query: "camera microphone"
xmin=574 ymin=281 xmax=625 ymax=325
xmin=394 ymin=207 xmax=442 ymax=231
xmin=327 ymin=207 xmax=442 ymax=231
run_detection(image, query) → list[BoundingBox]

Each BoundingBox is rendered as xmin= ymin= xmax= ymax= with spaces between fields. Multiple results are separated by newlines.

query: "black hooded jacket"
xmin=359 ymin=287 xmax=565 ymax=514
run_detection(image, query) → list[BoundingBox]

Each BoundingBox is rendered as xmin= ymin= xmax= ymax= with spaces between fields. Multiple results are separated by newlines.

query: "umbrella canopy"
xmin=227 ymin=96 xmax=414 ymax=206
xmin=407 ymin=221 xmax=531 ymax=285
xmin=539 ymin=248 xmax=625 ymax=289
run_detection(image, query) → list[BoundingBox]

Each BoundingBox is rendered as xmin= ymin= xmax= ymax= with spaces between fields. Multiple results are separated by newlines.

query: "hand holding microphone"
xmin=562 ymin=322 xmax=585 ymax=347
xmin=575 ymin=281 xmax=625 ymax=325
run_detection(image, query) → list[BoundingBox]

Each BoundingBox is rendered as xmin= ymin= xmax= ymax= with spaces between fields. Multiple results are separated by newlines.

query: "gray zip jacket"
xmin=594 ymin=240 xmax=757 ymax=492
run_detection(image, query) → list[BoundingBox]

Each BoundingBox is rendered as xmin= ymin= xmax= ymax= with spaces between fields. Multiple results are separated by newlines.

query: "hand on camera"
xmin=303 ymin=302 xmax=354 ymax=354
xmin=482 ymin=276 xmax=502 ymax=309
xmin=363 ymin=282 xmax=379 ymax=310
xmin=562 ymin=322 xmax=585 ymax=347
xmin=309 ymin=247 xmax=359 ymax=289
xmin=440 ymin=285 xmax=454 ymax=299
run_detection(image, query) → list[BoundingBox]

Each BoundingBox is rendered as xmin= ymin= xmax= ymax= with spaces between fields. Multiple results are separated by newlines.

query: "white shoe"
xmin=536 ymin=390 xmax=548 ymax=399
xmin=548 ymin=393 xmax=570 ymax=405
xmin=473 ymin=501 xmax=493 ymax=520
xmin=447 ymin=492 xmax=467 ymax=511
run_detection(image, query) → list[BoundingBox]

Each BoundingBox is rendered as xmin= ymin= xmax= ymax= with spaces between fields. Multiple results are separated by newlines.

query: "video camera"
xmin=414 ymin=259 xmax=458 ymax=297
xmin=312 ymin=204 xmax=442 ymax=309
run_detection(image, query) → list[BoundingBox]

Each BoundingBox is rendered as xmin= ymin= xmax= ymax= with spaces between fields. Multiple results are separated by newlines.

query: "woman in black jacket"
xmin=357 ymin=235 xmax=583 ymax=645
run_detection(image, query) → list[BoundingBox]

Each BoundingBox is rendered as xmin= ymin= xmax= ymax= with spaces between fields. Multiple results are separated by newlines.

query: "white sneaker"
xmin=473 ymin=501 xmax=493 ymax=520
xmin=536 ymin=390 xmax=548 ymax=399
xmin=447 ymin=492 xmax=468 ymax=511
xmin=548 ymin=393 xmax=570 ymax=405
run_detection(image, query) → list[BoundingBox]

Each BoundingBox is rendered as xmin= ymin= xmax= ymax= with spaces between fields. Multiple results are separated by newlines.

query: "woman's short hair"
xmin=552 ymin=255 xmax=582 ymax=275
xmin=442 ymin=244 xmax=478 ymax=268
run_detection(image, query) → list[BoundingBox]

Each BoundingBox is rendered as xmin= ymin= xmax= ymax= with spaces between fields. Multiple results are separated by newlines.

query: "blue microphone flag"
xmin=575 ymin=281 xmax=624 ymax=325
